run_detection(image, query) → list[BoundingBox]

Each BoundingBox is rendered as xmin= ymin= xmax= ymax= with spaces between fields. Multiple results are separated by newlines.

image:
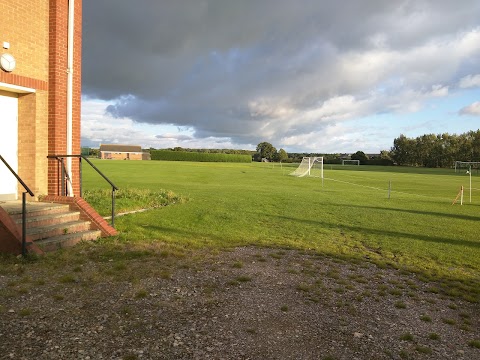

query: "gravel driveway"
xmin=1 ymin=247 xmax=479 ymax=359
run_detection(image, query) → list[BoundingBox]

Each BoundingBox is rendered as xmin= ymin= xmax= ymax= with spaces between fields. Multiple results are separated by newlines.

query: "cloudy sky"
xmin=81 ymin=0 xmax=480 ymax=153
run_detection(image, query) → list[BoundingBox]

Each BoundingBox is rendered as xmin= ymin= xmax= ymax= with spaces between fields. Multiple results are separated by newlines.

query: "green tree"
xmin=416 ymin=134 xmax=437 ymax=167
xmin=256 ymin=142 xmax=277 ymax=161
xmin=380 ymin=150 xmax=392 ymax=160
xmin=351 ymin=151 xmax=369 ymax=164
xmin=390 ymin=130 xmax=480 ymax=168
xmin=439 ymin=133 xmax=456 ymax=168
xmin=470 ymin=130 xmax=480 ymax=160
xmin=391 ymin=134 xmax=414 ymax=165
xmin=274 ymin=148 xmax=288 ymax=162
xmin=89 ymin=148 xmax=99 ymax=157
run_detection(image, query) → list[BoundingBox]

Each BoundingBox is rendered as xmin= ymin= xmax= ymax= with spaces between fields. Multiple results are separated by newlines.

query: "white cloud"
xmin=281 ymin=123 xmax=354 ymax=151
xmin=459 ymin=74 xmax=480 ymax=88
xmin=81 ymin=99 xmax=155 ymax=146
xmin=81 ymin=98 xmax=255 ymax=149
xmin=279 ymin=122 xmax=392 ymax=153
xmin=430 ymin=84 xmax=449 ymax=97
xmin=248 ymin=98 xmax=295 ymax=119
xmin=81 ymin=2 xmax=480 ymax=152
xmin=459 ymin=101 xmax=480 ymax=116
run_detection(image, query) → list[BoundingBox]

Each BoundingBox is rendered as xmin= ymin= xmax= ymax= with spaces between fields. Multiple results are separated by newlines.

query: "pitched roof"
xmin=99 ymin=144 xmax=142 ymax=153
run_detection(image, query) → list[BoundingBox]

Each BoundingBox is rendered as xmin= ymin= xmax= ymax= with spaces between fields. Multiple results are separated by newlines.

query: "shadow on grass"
xmin=118 ymin=203 xmax=480 ymax=251
xmin=325 ymin=165 xmax=477 ymax=177
xmin=326 ymin=203 xmax=480 ymax=222
xmin=116 ymin=221 xmax=243 ymax=248
xmin=268 ymin=213 xmax=480 ymax=250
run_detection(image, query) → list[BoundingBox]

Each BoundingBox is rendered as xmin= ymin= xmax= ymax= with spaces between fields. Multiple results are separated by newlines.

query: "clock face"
xmin=0 ymin=53 xmax=16 ymax=72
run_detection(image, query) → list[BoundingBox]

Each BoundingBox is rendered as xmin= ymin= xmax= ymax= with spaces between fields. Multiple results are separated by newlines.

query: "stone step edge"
xmin=26 ymin=220 xmax=91 ymax=236
xmin=15 ymin=211 xmax=81 ymax=225
xmin=7 ymin=203 xmax=71 ymax=217
xmin=34 ymin=230 xmax=102 ymax=247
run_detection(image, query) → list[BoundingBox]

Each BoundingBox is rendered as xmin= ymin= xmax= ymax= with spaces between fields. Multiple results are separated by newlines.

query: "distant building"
xmin=99 ymin=144 xmax=143 ymax=160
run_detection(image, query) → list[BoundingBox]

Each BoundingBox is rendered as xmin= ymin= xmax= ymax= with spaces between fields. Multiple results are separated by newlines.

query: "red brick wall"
xmin=0 ymin=73 xmax=48 ymax=90
xmin=48 ymin=0 xmax=82 ymax=196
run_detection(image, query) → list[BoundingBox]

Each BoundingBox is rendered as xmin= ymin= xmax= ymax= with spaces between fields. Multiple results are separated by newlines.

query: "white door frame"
xmin=0 ymin=91 xmax=18 ymax=200
xmin=0 ymin=83 xmax=35 ymax=201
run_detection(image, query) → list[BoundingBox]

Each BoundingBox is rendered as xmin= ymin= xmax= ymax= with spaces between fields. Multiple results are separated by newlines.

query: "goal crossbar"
xmin=342 ymin=159 xmax=360 ymax=166
xmin=454 ymin=161 xmax=480 ymax=172
xmin=290 ymin=157 xmax=323 ymax=178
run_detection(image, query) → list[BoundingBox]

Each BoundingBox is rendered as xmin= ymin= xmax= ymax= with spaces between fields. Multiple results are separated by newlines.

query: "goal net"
xmin=342 ymin=159 xmax=360 ymax=166
xmin=454 ymin=161 xmax=480 ymax=173
xmin=290 ymin=157 xmax=323 ymax=178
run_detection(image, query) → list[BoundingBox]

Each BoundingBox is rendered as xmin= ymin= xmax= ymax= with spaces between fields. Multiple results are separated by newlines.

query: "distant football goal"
xmin=454 ymin=161 xmax=480 ymax=172
xmin=342 ymin=159 xmax=360 ymax=166
xmin=290 ymin=157 xmax=323 ymax=178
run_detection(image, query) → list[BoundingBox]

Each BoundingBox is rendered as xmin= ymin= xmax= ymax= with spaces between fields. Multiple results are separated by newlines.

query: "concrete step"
xmin=6 ymin=202 xmax=71 ymax=220
xmin=15 ymin=211 xmax=81 ymax=228
xmin=26 ymin=220 xmax=92 ymax=241
xmin=0 ymin=200 xmax=112 ymax=253
xmin=35 ymin=230 xmax=102 ymax=252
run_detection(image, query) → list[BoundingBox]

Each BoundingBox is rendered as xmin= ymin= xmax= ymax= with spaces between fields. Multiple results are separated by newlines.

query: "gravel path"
xmin=0 ymin=247 xmax=479 ymax=359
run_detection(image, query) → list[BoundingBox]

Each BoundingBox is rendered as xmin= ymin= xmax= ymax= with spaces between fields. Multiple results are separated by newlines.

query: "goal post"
xmin=290 ymin=157 xmax=323 ymax=178
xmin=342 ymin=159 xmax=360 ymax=166
xmin=454 ymin=161 xmax=480 ymax=173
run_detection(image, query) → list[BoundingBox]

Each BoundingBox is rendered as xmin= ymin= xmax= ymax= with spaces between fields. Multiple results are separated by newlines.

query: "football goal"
xmin=454 ymin=161 xmax=480 ymax=173
xmin=342 ymin=159 xmax=360 ymax=166
xmin=290 ymin=157 xmax=323 ymax=178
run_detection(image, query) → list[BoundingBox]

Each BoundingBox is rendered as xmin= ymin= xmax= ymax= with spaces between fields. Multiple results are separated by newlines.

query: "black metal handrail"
xmin=47 ymin=155 xmax=119 ymax=227
xmin=0 ymin=155 xmax=34 ymax=257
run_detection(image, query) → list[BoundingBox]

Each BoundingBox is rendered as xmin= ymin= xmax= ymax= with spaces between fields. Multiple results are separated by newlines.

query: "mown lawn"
xmin=79 ymin=159 xmax=480 ymax=301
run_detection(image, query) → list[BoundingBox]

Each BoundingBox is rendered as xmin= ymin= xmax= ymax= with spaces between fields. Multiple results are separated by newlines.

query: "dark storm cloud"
xmin=83 ymin=1 xmax=480 ymax=146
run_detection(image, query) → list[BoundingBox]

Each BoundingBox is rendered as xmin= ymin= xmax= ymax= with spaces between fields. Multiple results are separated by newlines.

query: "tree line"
xmin=255 ymin=142 xmax=390 ymax=165
xmin=256 ymin=129 xmax=480 ymax=168
xmin=82 ymin=128 xmax=480 ymax=168
xmin=390 ymin=130 xmax=480 ymax=167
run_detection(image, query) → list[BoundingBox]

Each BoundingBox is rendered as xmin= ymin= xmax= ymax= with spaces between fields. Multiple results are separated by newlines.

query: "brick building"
xmin=99 ymin=144 xmax=144 ymax=160
xmin=0 ymin=0 xmax=116 ymax=254
xmin=0 ymin=0 xmax=82 ymax=199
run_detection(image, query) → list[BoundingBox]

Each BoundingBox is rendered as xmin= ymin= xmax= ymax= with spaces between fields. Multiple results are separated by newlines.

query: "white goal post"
xmin=290 ymin=157 xmax=323 ymax=178
xmin=454 ymin=161 xmax=480 ymax=172
xmin=342 ymin=159 xmax=360 ymax=166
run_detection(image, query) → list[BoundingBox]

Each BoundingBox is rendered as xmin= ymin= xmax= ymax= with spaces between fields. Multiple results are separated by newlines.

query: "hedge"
xmin=151 ymin=150 xmax=252 ymax=163
xmin=365 ymin=159 xmax=394 ymax=166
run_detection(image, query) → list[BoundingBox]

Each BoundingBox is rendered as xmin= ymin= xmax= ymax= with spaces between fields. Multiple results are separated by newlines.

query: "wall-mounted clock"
xmin=0 ymin=53 xmax=16 ymax=72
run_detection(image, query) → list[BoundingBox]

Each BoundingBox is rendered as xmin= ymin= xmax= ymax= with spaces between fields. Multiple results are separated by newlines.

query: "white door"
xmin=0 ymin=91 xmax=19 ymax=200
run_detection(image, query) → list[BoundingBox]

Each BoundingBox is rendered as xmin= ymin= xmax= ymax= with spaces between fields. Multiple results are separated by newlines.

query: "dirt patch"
xmin=0 ymin=247 xmax=479 ymax=359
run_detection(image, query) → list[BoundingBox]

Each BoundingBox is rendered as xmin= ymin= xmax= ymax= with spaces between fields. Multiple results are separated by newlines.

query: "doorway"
xmin=0 ymin=91 xmax=19 ymax=200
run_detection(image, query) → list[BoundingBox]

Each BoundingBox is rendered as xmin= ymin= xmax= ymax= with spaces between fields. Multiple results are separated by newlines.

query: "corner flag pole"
xmin=469 ymin=166 xmax=472 ymax=203
xmin=452 ymin=186 xmax=464 ymax=205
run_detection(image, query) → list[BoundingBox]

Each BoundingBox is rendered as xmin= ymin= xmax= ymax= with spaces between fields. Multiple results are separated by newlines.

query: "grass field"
xmin=80 ymin=160 xmax=480 ymax=301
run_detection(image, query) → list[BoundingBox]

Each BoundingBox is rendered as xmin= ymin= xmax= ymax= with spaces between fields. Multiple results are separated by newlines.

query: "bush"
xmin=151 ymin=150 xmax=252 ymax=163
xmin=83 ymin=188 xmax=187 ymax=216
